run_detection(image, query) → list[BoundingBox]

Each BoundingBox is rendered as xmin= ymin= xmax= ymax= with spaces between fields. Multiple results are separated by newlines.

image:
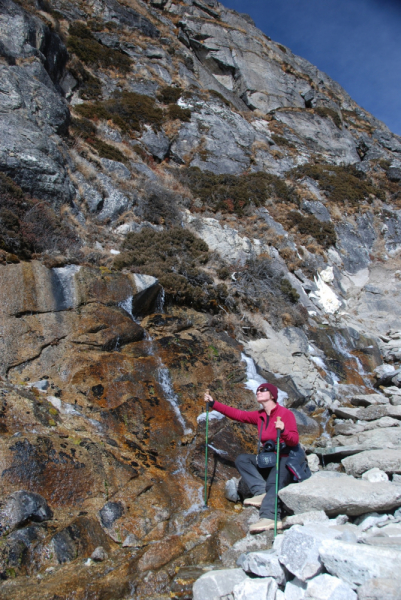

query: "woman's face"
xmin=256 ymin=389 xmax=273 ymax=403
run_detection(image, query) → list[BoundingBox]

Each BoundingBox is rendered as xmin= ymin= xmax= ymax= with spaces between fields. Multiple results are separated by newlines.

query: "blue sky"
xmin=223 ymin=0 xmax=401 ymax=136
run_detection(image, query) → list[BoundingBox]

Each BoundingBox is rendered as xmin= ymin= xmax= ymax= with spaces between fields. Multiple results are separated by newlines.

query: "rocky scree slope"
xmin=1 ymin=0 xmax=401 ymax=598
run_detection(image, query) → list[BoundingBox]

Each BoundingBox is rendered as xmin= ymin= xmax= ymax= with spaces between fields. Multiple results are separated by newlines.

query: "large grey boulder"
xmin=342 ymin=449 xmax=401 ymax=477
xmin=233 ymin=577 xmax=277 ymax=600
xmin=350 ymin=393 xmax=389 ymax=407
xmin=319 ymin=539 xmax=401 ymax=588
xmin=358 ymin=578 xmax=401 ymax=600
xmin=332 ymin=427 xmax=401 ymax=451
xmin=285 ymin=578 xmax=307 ymax=600
xmin=0 ymin=490 xmax=53 ymax=536
xmin=192 ymin=568 xmax=250 ymax=600
xmin=279 ymin=472 xmax=401 ymax=516
xmin=278 ymin=523 xmax=342 ymax=581
xmin=305 ymin=574 xmax=356 ymax=600
xmin=237 ymin=549 xmax=286 ymax=584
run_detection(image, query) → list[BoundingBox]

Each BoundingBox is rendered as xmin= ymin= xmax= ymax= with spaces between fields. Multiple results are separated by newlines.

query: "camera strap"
xmin=257 ymin=415 xmax=269 ymax=454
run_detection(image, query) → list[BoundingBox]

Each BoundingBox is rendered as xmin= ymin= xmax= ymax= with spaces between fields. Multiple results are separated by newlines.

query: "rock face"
xmin=1 ymin=0 xmax=401 ymax=597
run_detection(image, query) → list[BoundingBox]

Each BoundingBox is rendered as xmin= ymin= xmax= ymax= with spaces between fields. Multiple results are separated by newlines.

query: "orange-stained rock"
xmin=0 ymin=261 xmax=57 ymax=316
xmin=137 ymin=535 xmax=184 ymax=571
xmin=0 ymin=434 xmax=136 ymax=508
xmin=68 ymin=303 xmax=144 ymax=350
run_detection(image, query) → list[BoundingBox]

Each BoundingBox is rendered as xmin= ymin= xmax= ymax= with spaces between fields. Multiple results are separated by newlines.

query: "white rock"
xmin=225 ymin=477 xmax=240 ymax=502
xmin=284 ymin=577 xmax=307 ymax=600
xmin=342 ymin=449 xmax=401 ymax=477
xmin=319 ymin=539 xmax=401 ymax=588
xmin=279 ymin=472 xmax=401 ymax=516
xmin=305 ymin=573 xmax=356 ymax=600
xmin=361 ymin=467 xmax=389 ymax=482
xmin=350 ymin=393 xmax=389 ymax=407
xmin=354 ymin=512 xmax=389 ymax=531
xmin=307 ymin=454 xmax=320 ymax=473
xmin=374 ymin=365 xmax=395 ymax=378
xmin=283 ymin=511 xmax=329 ymax=529
xmin=358 ymin=578 xmax=401 ymax=600
xmin=90 ymin=546 xmax=108 ymax=561
xmin=278 ymin=523 xmax=341 ymax=581
xmin=237 ymin=550 xmax=286 ymax=584
xmin=192 ymin=569 xmax=250 ymax=600
xmin=233 ymin=577 xmax=277 ymax=600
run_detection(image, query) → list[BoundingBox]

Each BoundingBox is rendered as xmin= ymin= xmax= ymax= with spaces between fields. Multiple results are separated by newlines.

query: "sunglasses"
xmin=256 ymin=386 xmax=270 ymax=393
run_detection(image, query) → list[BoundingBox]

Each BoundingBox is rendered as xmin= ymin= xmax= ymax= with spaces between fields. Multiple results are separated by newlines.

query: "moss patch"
xmin=292 ymin=163 xmax=385 ymax=206
xmin=179 ymin=168 xmax=297 ymax=215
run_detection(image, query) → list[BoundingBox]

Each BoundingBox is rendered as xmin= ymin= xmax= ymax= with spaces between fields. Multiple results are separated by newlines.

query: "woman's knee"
xmin=235 ymin=453 xmax=252 ymax=469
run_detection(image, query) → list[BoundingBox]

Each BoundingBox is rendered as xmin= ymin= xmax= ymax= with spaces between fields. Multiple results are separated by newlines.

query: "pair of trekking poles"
xmin=203 ymin=397 xmax=282 ymax=537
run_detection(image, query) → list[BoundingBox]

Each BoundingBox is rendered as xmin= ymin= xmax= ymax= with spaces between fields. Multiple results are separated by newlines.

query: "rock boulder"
xmin=279 ymin=472 xmax=401 ymax=516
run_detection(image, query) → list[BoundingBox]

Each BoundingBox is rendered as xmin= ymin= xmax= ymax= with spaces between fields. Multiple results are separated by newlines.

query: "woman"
xmin=204 ymin=382 xmax=299 ymax=534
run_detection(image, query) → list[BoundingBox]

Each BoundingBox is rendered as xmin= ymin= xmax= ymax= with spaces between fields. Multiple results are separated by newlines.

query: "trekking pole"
xmin=274 ymin=416 xmax=283 ymax=537
xmin=204 ymin=389 xmax=210 ymax=507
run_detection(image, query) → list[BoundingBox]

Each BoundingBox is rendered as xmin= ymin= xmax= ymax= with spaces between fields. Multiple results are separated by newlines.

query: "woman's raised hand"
xmin=204 ymin=390 xmax=214 ymax=404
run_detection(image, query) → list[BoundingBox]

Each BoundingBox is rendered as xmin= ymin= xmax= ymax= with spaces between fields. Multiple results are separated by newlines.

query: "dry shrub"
xmin=75 ymin=91 xmax=164 ymax=134
xmin=157 ymin=86 xmax=183 ymax=104
xmin=291 ymin=163 xmax=385 ymax=206
xmin=288 ymin=211 xmax=337 ymax=248
xmin=0 ymin=174 xmax=79 ymax=259
xmin=177 ymin=168 xmax=298 ymax=215
xmin=67 ymin=23 xmax=132 ymax=73
xmin=113 ymin=227 xmax=227 ymax=310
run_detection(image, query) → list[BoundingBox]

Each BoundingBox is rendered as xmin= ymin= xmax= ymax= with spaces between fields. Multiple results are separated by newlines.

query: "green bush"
xmin=314 ymin=107 xmax=342 ymax=129
xmin=280 ymin=278 xmax=300 ymax=303
xmin=157 ymin=86 xmax=183 ymax=104
xmin=277 ymin=44 xmax=287 ymax=53
xmin=288 ymin=211 xmax=336 ymax=248
xmin=67 ymin=23 xmax=132 ymax=74
xmin=167 ymin=104 xmax=191 ymax=122
xmin=75 ymin=91 xmax=164 ymax=133
xmin=178 ymin=168 xmax=297 ymax=215
xmin=291 ymin=163 xmax=385 ymax=206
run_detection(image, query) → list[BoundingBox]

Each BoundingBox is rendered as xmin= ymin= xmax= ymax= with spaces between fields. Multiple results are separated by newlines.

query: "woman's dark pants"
xmin=235 ymin=453 xmax=293 ymax=519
